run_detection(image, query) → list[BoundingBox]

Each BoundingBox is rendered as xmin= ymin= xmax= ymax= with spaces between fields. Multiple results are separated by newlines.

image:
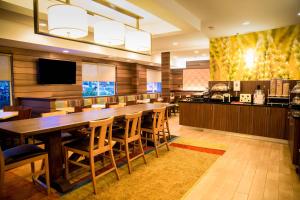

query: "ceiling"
xmin=128 ymin=0 xmax=300 ymax=62
xmin=0 ymin=0 xmax=299 ymax=67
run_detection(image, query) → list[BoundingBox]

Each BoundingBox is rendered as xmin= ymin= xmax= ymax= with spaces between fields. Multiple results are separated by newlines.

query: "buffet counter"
xmin=179 ymin=101 xmax=288 ymax=139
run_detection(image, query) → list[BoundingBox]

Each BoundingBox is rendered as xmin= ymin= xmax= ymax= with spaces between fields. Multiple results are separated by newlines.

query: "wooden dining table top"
xmin=0 ymin=103 xmax=172 ymax=136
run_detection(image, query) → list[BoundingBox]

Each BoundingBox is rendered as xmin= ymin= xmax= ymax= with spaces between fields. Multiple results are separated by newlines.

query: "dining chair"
xmin=112 ymin=111 xmax=146 ymax=174
xmin=0 ymin=144 xmax=50 ymax=195
xmin=64 ymin=117 xmax=120 ymax=195
xmin=1 ymin=106 xmax=32 ymax=148
xmin=141 ymin=107 xmax=169 ymax=157
xmin=35 ymin=110 xmax=82 ymax=165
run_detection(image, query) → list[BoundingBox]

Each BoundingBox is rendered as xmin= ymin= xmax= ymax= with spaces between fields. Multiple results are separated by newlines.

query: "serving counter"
xmin=179 ymin=101 xmax=288 ymax=139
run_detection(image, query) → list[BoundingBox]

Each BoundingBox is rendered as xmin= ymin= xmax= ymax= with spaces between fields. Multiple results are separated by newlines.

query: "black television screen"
xmin=37 ymin=58 xmax=76 ymax=84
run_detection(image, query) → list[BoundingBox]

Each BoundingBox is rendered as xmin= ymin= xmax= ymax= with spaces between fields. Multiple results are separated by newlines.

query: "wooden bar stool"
xmin=163 ymin=108 xmax=171 ymax=140
xmin=0 ymin=145 xmax=50 ymax=195
xmin=141 ymin=107 xmax=169 ymax=157
xmin=64 ymin=117 xmax=120 ymax=195
xmin=112 ymin=111 xmax=146 ymax=174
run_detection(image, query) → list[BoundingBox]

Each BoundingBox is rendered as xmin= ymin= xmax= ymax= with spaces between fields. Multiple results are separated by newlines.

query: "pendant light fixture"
xmin=48 ymin=4 xmax=88 ymax=39
xmin=94 ymin=20 xmax=125 ymax=46
xmin=125 ymin=28 xmax=151 ymax=52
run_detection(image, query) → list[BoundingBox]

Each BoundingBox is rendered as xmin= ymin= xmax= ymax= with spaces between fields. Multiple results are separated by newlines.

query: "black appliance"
xmin=37 ymin=58 xmax=76 ymax=84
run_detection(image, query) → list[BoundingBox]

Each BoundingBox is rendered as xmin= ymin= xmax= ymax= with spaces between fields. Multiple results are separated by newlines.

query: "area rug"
xmin=170 ymin=137 xmax=227 ymax=155
xmin=60 ymin=144 xmax=221 ymax=200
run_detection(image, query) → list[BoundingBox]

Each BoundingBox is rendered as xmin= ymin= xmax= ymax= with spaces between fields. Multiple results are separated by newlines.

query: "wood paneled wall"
xmin=186 ymin=60 xmax=209 ymax=69
xmin=161 ymin=52 xmax=171 ymax=97
xmin=0 ymin=46 xmax=157 ymax=100
xmin=170 ymin=69 xmax=183 ymax=90
xmin=135 ymin=64 xmax=147 ymax=94
xmin=4 ymin=47 xmax=83 ymax=98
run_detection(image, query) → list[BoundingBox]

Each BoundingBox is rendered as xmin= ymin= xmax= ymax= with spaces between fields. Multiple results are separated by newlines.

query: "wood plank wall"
xmin=136 ymin=64 xmax=147 ymax=94
xmin=170 ymin=69 xmax=183 ymax=90
xmin=7 ymin=47 xmax=83 ymax=98
xmin=0 ymin=46 xmax=157 ymax=100
xmin=161 ymin=52 xmax=171 ymax=97
xmin=186 ymin=60 xmax=209 ymax=69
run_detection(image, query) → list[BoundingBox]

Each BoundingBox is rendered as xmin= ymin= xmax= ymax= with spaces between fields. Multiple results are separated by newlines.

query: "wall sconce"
xmin=245 ymin=48 xmax=255 ymax=68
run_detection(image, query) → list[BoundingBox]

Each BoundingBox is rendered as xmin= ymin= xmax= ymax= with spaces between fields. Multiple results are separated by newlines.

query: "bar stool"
xmin=64 ymin=117 xmax=120 ymax=195
xmin=0 ymin=145 xmax=50 ymax=195
xmin=141 ymin=107 xmax=169 ymax=157
xmin=112 ymin=111 xmax=146 ymax=174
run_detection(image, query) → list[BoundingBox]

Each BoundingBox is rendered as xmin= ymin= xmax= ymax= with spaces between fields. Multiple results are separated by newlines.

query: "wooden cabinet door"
xmin=202 ymin=104 xmax=213 ymax=129
xmin=252 ymin=106 xmax=269 ymax=137
xmin=268 ymin=107 xmax=287 ymax=139
xmin=238 ymin=106 xmax=253 ymax=134
xmin=226 ymin=105 xmax=240 ymax=132
xmin=211 ymin=104 xmax=227 ymax=131
xmin=179 ymin=103 xmax=199 ymax=127
xmin=288 ymin=117 xmax=296 ymax=163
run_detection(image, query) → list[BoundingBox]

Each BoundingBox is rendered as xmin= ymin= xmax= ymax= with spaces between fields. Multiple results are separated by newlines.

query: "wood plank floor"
xmin=2 ymin=114 xmax=300 ymax=200
xmin=168 ymin=117 xmax=300 ymax=200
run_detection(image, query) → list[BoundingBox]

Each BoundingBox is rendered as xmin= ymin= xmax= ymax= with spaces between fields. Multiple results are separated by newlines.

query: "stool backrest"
xmin=89 ymin=117 xmax=114 ymax=155
xmin=124 ymin=111 xmax=143 ymax=139
xmin=152 ymin=107 xmax=166 ymax=133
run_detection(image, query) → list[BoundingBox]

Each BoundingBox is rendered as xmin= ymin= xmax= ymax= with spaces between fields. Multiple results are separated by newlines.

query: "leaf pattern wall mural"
xmin=210 ymin=24 xmax=300 ymax=81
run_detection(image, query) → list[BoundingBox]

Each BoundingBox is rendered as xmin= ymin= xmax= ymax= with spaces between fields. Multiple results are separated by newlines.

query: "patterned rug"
xmin=59 ymin=137 xmax=224 ymax=200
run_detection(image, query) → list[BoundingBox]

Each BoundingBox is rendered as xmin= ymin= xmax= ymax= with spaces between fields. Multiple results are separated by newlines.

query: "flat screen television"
xmin=37 ymin=58 xmax=76 ymax=84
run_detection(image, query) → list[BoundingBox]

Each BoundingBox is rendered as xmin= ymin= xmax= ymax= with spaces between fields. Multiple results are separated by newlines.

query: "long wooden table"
xmin=0 ymin=103 xmax=171 ymax=192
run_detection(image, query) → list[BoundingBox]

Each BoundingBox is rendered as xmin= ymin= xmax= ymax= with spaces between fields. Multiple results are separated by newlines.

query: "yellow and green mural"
xmin=210 ymin=24 xmax=300 ymax=80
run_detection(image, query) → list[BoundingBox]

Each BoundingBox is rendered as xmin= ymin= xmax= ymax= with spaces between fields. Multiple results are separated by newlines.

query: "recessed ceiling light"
xmin=208 ymin=26 xmax=215 ymax=30
xmin=62 ymin=50 xmax=69 ymax=53
xmin=242 ymin=21 xmax=250 ymax=26
xmin=172 ymin=42 xmax=178 ymax=46
xmin=194 ymin=50 xmax=199 ymax=54
xmin=39 ymin=23 xmax=47 ymax=27
xmin=298 ymin=12 xmax=300 ymax=16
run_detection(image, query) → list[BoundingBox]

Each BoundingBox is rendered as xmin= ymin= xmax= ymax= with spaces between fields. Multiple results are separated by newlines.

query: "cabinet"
xmin=212 ymin=104 xmax=227 ymax=130
xmin=201 ymin=104 xmax=213 ymax=129
xmin=288 ymin=116 xmax=300 ymax=164
xmin=179 ymin=102 xmax=288 ymax=139
xmin=252 ymin=106 xmax=269 ymax=137
xmin=238 ymin=106 xmax=253 ymax=134
xmin=268 ymin=107 xmax=287 ymax=139
xmin=224 ymin=105 xmax=240 ymax=132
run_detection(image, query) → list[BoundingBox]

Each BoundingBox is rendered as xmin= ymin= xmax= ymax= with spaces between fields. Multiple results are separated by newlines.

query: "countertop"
xmin=179 ymin=100 xmax=289 ymax=108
